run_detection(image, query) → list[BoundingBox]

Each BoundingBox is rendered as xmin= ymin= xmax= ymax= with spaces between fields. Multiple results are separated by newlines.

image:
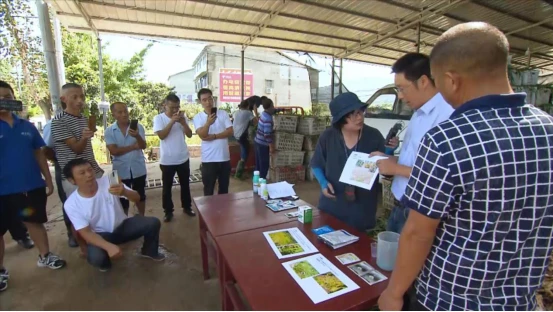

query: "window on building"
xmin=265 ymin=80 xmax=274 ymax=89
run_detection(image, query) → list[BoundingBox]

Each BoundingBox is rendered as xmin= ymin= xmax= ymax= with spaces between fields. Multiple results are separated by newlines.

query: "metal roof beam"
xmin=74 ymin=0 xmax=98 ymax=37
xmin=337 ymin=0 xmax=468 ymax=58
xmin=243 ymin=0 xmax=289 ymax=49
xmin=377 ymin=0 xmax=553 ymax=62
xmin=74 ymin=0 xmax=422 ymax=48
xmin=471 ymin=0 xmax=553 ymax=32
xmin=66 ymin=26 xmax=394 ymax=68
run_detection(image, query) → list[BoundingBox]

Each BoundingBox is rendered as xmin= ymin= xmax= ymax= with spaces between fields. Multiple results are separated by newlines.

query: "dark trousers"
xmin=254 ymin=142 xmax=270 ymax=179
xmin=54 ymin=160 xmax=72 ymax=236
xmin=7 ymin=216 xmax=28 ymax=241
xmin=120 ymin=174 xmax=147 ymax=215
xmin=160 ymin=161 xmax=191 ymax=215
xmin=87 ymin=216 xmax=161 ymax=269
xmin=238 ymin=131 xmax=250 ymax=161
xmin=201 ymin=161 xmax=231 ymax=196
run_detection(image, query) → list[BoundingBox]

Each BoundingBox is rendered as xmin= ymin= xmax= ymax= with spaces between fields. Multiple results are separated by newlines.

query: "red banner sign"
xmin=219 ymin=68 xmax=254 ymax=103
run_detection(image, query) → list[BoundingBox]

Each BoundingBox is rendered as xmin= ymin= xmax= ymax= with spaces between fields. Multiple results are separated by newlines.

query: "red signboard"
xmin=219 ymin=68 xmax=254 ymax=103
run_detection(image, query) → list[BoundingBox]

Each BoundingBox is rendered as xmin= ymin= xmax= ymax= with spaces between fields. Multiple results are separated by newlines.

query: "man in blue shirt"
xmin=379 ymin=22 xmax=553 ymax=311
xmin=105 ymin=102 xmax=147 ymax=216
xmin=0 ymin=81 xmax=67 ymax=292
xmin=373 ymin=53 xmax=454 ymax=234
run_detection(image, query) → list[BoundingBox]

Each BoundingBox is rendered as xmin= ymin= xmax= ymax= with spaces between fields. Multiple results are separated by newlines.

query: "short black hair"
xmin=333 ymin=111 xmax=353 ymax=130
xmin=260 ymin=96 xmax=273 ymax=110
xmin=164 ymin=93 xmax=180 ymax=104
xmin=61 ymin=82 xmax=83 ymax=90
xmin=197 ymin=88 xmax=212 ymax=100
xmin=0 ymin=80 xmax=15 ymax=95
xmin=110 ymin=102 xmax=126 ymax=111
xmin=391 ymin=53 xmax=434 ymax=86
xmin=63 ymin=158 xmax=91 ymax=180
xmin=246 ymin=95 xmax=262 ymax=110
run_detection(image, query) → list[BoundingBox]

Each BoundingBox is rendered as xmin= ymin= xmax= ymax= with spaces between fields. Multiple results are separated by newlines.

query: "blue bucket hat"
xmin=329 ymin=92 xmax=367 ymax=124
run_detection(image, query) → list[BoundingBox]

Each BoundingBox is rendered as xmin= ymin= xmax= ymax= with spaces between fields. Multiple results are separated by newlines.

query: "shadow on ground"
xmin=0 ymin=164 xmax=322 ymax=310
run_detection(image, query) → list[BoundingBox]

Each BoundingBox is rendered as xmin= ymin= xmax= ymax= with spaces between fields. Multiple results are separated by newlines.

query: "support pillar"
xmin=416 ymin=23 xmax=421 ymax=53
xmin=97 ymin=37 xmax=110 ymax=162
xmin=241 ymin=49 xmax=245 ymax=101
xmin=53 ymin=15 xmax=66 ymax=85
xmin=331 ymin=57 xmax=335 ymax=100
xmin=35 ymin=0 xmax=61 ymax=117
xmin=339 ymin=58 xmax=343 ymax=95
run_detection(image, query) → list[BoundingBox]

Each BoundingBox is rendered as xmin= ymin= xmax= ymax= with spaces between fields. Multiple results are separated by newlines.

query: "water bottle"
xmin=253 ymin=171 xmax=260 ymax=195
xmin=260 ymin=179 xmax=268 ymax=200
xmin=258 ymin=178 xmax=264 ymax=196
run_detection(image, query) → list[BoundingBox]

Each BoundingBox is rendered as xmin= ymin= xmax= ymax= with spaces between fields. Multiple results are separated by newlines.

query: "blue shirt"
xmin=42 ymin=120 xmax=54 ymax=148
xmin=0 ymin=113 xmax=46 ymax=196
xmin=254 ymin=111 xmax=274 ymax=146
xmin=391 ymin=93 xmax=453 ymax=200
xmin=403 ymin=93 xmax=553 ymax=310
xmin=104 ymin=122 xmax=147 ymax=180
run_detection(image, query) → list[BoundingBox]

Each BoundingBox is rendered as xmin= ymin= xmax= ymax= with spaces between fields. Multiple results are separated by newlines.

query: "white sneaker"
xmin=37 ymin=252 xmax=66 ymax=270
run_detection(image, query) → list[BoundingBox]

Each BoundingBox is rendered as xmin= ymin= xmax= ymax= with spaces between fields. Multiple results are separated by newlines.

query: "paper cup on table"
xmin=377 ymin=231 xmax=400 ymax=271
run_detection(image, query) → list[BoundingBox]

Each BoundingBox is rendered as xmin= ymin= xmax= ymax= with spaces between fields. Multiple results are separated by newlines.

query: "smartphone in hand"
xmin=88 ymin=115 xmax=97 ymax=132
xmin=109 ymin=170 xmax=119 ymax=186
xmin=211 ymin=107 xmax=217 ymax=115
xmin=130 ymin=119 xmax=138 ymax=131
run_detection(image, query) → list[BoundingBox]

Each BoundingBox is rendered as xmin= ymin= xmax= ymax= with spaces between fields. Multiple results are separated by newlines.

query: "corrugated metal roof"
xmin=49 ymin=0 xmax=553 ymax=74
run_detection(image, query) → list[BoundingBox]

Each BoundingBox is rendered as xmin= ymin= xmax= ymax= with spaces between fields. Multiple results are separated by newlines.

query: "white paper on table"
xmin=282 ymin=253 xmax=360 ymax=304
xmin=263 ymin=227 xmax=318 ymax=259
xmin=338 ymin=152 xmax=388 ymax=190
xmin=267 ymin=181 xmax=296 ymax=199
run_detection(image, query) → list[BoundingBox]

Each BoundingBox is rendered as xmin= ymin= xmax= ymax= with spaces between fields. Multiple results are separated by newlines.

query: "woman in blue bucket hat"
xmin=310 ymin=92 xmax=389 ymax=231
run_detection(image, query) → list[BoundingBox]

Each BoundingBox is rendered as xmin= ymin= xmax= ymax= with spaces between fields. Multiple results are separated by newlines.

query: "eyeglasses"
xmin=348 ymin=107 xmax=366 ymax=118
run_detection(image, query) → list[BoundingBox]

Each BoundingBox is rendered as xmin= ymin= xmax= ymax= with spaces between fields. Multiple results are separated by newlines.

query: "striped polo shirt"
xmin=254 ymin=111 xmax=274 ymax=146
xmin=51 ymin=111 xmax=104 ymax=179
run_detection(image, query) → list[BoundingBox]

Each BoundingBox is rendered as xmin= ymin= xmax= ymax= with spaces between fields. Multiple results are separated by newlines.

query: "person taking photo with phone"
xmin=310 ymin=92 xmax=386 ymax=232
xmin=153 ymin=94 xmax=194 ymax=222
xmin=0 ymin=81 xmax=67 ymax=292
xmin=63 ymin=158 xmax=164 ymax=272
xmin=193 ymin=88 xmax=233 ymax=196
xmin=105 ymin=102 xmax=147 ymax=216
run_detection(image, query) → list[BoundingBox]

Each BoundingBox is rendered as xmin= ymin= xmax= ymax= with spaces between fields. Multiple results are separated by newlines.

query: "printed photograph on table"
xmin=265 ymin=200 xmax=298 ymax=212
xmin=291 ymin=260 xmax=320 ymax=279
xmin=263 ymin=227 xmax=318 ymax=259
xmin=347 ymin=261 xmax=388 ymax=286
xmin=336 ymin=253 xmax=360 ymax=265
xmin=339 ymin=152 xmax=388 ymax=190
xmin=282 ymin=254 xmax=360 ymax=304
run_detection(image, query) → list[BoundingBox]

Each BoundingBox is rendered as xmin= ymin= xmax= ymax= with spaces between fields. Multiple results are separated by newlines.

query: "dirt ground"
xmin=0 ymin=162 xmax=322 ymax=311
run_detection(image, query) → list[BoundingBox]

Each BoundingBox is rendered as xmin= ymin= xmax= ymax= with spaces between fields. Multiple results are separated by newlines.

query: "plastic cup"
xmin=377 ymin=231 xmax=400 ymax=271
xmin=371 ymin=242 xmax=377 ymax=258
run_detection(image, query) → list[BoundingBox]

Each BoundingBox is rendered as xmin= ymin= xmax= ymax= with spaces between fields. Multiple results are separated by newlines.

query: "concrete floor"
xmin=0 ymin=161 xmax=322 ymax=310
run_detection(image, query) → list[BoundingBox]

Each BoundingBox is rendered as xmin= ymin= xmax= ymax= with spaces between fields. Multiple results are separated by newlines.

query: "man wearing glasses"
xmin=373 ymin=53 xmax=454 ymax=234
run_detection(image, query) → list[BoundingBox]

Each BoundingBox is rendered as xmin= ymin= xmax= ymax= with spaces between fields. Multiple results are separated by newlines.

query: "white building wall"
xmin=198 ymin=46 xmax=312 ymax=108
xmin=168 ymin=69 xmax=196 ymax=103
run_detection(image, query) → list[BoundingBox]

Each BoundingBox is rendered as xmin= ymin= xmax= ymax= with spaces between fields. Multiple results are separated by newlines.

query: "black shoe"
xmin=141 ymin=253 xmax=166 ymax=262
xmin=183 ymin=208 xmax=196 ymax=217
xmin=163 ymin=214 xmax=173 ymax=222
xmin=17 ymin=237 xmax=35 ymax=249
xmin=0 ymin=268 xmax=9 ymax=292
xmin=68 ymin=235 xmax=78 ymax=248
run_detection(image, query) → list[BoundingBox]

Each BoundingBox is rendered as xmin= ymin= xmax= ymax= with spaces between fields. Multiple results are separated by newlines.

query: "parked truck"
xmin=363 ymin=84 xmax=412 ymax=149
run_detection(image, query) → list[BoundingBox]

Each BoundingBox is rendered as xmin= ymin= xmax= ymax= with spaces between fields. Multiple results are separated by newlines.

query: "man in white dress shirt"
xmin=153 ymin=94 xmax=194 ymax=222
xmin=193 ymin=88 xmax=234 ymax=196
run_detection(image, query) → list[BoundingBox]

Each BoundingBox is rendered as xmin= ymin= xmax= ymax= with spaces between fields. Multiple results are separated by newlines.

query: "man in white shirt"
xmin=63 ymin=158 xmax=164 ymax=272
xmin=153 ymin=94 xmax=194 ymax=222
xmin=193 ymin=88 xmax=234 ymax=196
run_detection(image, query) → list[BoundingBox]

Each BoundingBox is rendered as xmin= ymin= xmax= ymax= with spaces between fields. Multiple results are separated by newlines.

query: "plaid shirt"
xmin=403 ymin=93 xmax=553 ymax=310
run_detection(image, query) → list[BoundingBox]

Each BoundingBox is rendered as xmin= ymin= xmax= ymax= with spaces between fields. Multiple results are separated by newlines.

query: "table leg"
xmin=199 ymin=215 xmax=210 ymax=280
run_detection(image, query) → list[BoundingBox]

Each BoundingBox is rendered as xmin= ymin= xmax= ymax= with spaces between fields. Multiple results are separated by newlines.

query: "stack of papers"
xmin=318 ymin=230 xmax=359 ymax=249
xmin=266 ymin=181 xmax=296 ymax=199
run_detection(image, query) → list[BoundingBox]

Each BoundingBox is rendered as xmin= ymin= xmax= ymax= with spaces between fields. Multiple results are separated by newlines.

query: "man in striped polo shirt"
xmin=51 ymin=83 xmax=104 ymax=236
xmin=379 ymin=22 xmax=553 ymax=311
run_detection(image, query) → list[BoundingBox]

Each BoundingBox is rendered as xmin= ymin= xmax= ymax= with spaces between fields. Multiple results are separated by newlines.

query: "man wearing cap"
xmin=310 ymin=92 xmax=386 ymax=231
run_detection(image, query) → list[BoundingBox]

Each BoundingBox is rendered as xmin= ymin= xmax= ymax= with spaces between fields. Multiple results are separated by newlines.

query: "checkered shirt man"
xmin=402 ymin=93 xmax=553 ymax=310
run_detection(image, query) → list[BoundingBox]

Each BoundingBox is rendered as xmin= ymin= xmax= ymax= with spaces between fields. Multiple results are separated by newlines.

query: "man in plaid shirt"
xmin=379 ymin=22 xmax=553 ymax=311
